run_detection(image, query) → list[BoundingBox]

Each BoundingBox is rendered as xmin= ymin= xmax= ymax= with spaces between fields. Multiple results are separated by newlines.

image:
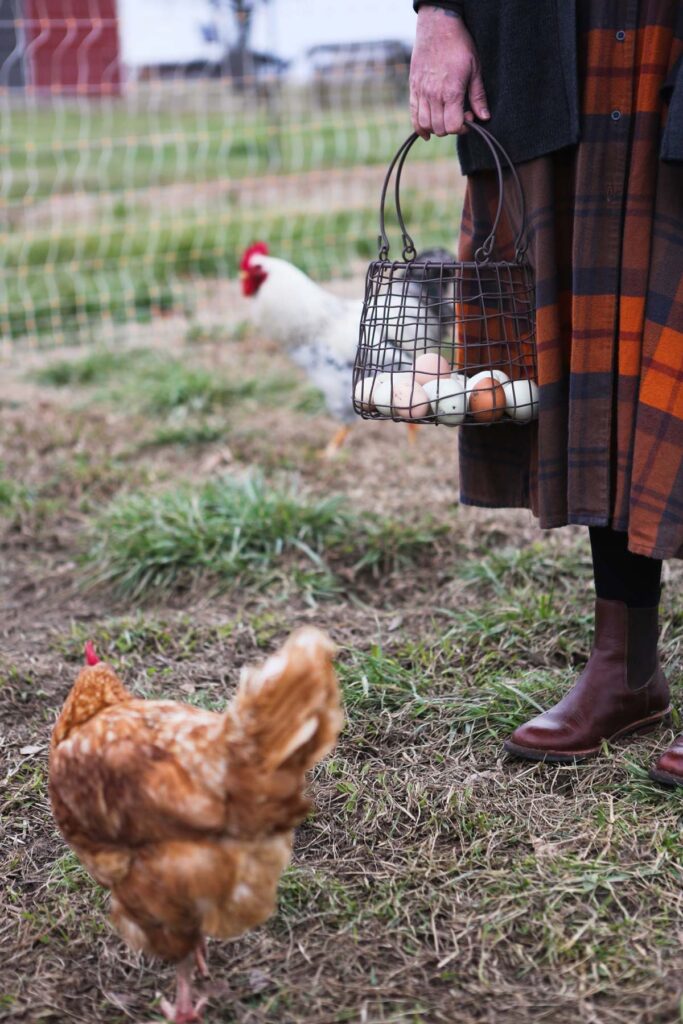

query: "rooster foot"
xmin=405 ymin=422 xmax=420 ymax=445
xmin=320 ymin=425 xmax=351 ymax=460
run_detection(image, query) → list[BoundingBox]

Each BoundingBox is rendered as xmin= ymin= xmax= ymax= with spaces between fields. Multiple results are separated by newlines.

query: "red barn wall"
xmin=24 ymin=0 xmax=121 ymax=95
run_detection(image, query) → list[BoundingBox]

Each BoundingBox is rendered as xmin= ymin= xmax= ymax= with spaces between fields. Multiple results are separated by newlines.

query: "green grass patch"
xmin=85 ymin=475 xmax=442 ymax=601
xmin=141 ymin=423 xmax=227 ymax=448
xmin=35 ymin=346 xmax=302 ymax=419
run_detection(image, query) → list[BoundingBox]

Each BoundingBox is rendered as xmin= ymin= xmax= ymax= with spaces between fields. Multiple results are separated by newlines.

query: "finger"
xmin=410 ymin=92 xmax=429 ymax=139
xmin=429 ymin=98 xmax=447 ymax=137
xmin=409 ymin=92 xmax=421 ymax=136
xmin=443 ymin=96 xmax=466 ymax=135
xmin=468 ymin=65 xmax=490 ymax=120
xmin=417 ymin=95 xmax=432 ymax=140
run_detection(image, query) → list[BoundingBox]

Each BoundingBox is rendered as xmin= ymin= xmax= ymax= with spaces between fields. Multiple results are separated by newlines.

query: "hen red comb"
xmin=84 ymin=641 xmax=100 ymax=666
xmin=240 ymin=241 xmax=268 ymax=271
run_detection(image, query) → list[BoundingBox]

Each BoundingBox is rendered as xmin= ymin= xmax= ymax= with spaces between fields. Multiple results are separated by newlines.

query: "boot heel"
xmin=613 ymin=706 xmax=673 ymax=741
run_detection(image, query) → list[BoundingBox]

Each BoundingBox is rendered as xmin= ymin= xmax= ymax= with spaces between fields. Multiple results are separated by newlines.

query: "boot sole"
xmin=647 ymin=766 xmax=683 ymax=789
xmin=503 ymin=706 xmax=672 ymax=764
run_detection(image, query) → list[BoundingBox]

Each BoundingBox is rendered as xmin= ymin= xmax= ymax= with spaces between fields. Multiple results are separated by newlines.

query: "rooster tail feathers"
xmin=228 ymin=628 xmax=343 ymax=775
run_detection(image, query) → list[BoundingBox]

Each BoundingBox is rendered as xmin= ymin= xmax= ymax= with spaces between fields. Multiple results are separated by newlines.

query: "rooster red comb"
xmin=240 ymin=241 xmax=269 ymax=271
xmin=84 ymin=641 xmax=100 ymax=666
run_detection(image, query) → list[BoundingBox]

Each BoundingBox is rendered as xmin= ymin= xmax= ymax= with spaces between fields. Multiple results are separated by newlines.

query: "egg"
xmin=468 ymin=375 xmax=506 ymax=422
xmin=423 ymin=377 xmax=466 ymax=426
xmin=392 ymin=378 xmax=431 ymax=420
xmin=503 ymin=379 xmax=539 ymax=422
xmin=468 ymin=369 xmax=510 ymax=390
xmin=414 ymin=352 xmax=452 ymax=386
xmin=371 ymin=373 xmax=396 ymax=416
xmin=489 ymin=369 xmax=511 ymax=386
xmin=353 ymin=375 xmax=381 ymax=413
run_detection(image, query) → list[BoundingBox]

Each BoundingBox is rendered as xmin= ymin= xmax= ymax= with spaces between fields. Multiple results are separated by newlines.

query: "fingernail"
xmin=482 ymin=109 xmax=491 ymax=119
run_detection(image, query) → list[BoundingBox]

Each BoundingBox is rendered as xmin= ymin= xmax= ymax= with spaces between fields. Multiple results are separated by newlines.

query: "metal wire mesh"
xmin=353 ymin=128 xmax=538 ymax=428
xmin=0 ymin=0 xmax=463 ymax=350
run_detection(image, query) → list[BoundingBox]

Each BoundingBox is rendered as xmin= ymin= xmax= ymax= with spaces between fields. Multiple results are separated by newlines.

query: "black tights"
xmin=589 ymin=526 xmax=662 ymax=608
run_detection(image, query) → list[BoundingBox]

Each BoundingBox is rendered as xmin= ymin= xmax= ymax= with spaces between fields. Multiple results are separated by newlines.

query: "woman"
xmin=410 ymin=0 xmax=683 ymax=784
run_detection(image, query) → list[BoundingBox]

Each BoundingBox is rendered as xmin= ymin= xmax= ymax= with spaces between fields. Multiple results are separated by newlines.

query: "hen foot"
xmin=158 ymin=996 xmax=208 ymax=1024
xmin=151 ymin=956 xmax=208 ymax=1023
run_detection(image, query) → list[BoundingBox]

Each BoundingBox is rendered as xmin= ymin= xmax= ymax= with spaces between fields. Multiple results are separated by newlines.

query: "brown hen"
xmin=49 ymin=629 xmax=343 ymax=1023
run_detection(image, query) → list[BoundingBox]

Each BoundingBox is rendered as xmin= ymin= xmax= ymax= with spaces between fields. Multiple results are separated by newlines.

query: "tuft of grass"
xmin=35 ymin=349 xmax=134 ymax=387
xmin=85 ymin=475 xmax=442 ymax=601
xmin=140 ymin=423 xmax=227 ymax=448
xmin=0 ymin=477 xmax=26 ymax=509
xmin=35 ymin=346 xmax=306 ymax=420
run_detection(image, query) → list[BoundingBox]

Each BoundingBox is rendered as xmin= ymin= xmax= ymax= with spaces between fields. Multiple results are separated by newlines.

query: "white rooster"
xmin=240 ymin=242 xmax=453 ymax=457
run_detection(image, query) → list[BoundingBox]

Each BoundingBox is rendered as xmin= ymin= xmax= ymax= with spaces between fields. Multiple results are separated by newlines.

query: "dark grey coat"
xmin=413 ymin=1 xmax=682 ymax=173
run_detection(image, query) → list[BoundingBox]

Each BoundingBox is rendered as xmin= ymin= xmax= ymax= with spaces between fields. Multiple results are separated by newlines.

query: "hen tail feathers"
xmin=228 ymin=627 xmax=343 ymax=778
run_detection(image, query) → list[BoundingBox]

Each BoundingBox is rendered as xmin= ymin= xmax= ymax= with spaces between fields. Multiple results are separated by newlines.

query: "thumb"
xmin=468 ymin=63 xmax=490 ymax=121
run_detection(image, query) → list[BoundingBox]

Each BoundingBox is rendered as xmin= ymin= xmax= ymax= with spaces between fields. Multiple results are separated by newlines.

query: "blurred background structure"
xmin=0 ymin=0 xmax=462 ymax=348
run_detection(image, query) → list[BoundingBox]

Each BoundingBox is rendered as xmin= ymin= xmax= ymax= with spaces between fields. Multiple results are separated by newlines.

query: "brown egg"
xmin=468 ymin=376 xmax=506 ymax=423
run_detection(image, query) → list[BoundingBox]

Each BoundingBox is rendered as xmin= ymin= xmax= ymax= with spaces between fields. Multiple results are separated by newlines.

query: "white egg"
xmin=353 ymin=375 xmax=380 ymax=412
xmin=468 ymin=369 xmax=510 ymax=391
xmin=503 ymin=379 xmax=539 ymax=422
xmin=372 ymin=372 xmax=400 ymax=416
xmin=423 ymin=377 xmax=467 ymax=426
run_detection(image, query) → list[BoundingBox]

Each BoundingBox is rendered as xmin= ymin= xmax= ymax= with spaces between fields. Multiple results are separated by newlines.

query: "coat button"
xmin=616 ymin=30 xmax=626 ymax=41
xmin=611 ymin=109 xmax=622 ymax=121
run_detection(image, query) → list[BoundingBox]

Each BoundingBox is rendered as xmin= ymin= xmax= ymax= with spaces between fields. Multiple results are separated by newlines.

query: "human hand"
xmin=410 ymin=6 xmax=490 ymax=139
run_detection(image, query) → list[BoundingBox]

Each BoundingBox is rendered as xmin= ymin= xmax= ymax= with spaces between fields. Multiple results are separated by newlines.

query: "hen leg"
xmin=194 ymin=939 xmax=210 ymax=980
xmin=158 ymin=955 xmax=208 ymax=1023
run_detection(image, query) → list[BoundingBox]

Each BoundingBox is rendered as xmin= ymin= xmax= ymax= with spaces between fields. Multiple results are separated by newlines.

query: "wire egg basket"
xmin=353 ymin=124 xmax=537 ymax=427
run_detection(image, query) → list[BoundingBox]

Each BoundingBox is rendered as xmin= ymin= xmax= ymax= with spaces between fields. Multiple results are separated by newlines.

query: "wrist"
xmin=415 ymin=2 xmax=464 ymax=17
xmin=416 ymin=5 xmax=466 ymax=33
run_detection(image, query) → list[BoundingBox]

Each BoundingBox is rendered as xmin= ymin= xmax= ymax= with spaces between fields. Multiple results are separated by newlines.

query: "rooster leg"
xmin=194 ymin=939 xmax=210 ymax=980
xmin=158 ymin=955 xmax=208 ymax=1023
xmin=320 ymin=425 xmax=351 ymax=460
xmin=405 ymin=423 xmax=420 ymax=445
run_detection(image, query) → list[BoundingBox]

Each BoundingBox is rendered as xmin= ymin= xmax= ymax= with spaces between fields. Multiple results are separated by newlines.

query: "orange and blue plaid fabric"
xmin=458 ymin=0 xmax=683 ymax=559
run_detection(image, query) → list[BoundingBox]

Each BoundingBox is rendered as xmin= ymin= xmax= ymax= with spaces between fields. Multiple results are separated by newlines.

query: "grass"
xmin=4 ymin=328 xmax=683 ymax=1023
xmin=85 ymin=474 xmax=443 ymax=601
xmin=35 ymin=346 xmax=310 ymax=422
xmin=4 ymin=97 xmax=432 ymax=202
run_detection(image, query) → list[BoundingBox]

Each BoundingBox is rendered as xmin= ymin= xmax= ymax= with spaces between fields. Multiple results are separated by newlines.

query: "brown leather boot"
xmin=649 ymin=735 xmax=683 ymax=787
xmin=504 ymin=598 xmax=671 ymax=763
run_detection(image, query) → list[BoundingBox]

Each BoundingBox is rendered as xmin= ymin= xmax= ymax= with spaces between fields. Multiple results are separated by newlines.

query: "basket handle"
xmin=377 ymin=123 xmax=529 ymax=264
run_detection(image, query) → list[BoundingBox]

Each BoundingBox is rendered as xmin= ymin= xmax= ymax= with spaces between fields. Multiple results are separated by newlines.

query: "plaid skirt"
xmin=458 ymin=0 xmax=683 ymax=560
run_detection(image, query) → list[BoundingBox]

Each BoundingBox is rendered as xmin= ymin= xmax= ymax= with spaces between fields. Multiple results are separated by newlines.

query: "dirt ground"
xmin=1 ymin=303 xmax=682 ymax=1024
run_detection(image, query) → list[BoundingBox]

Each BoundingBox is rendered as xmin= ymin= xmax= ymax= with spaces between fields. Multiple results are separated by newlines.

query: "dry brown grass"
xmin=1 ymin=321 xmax=682 ymax=1024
